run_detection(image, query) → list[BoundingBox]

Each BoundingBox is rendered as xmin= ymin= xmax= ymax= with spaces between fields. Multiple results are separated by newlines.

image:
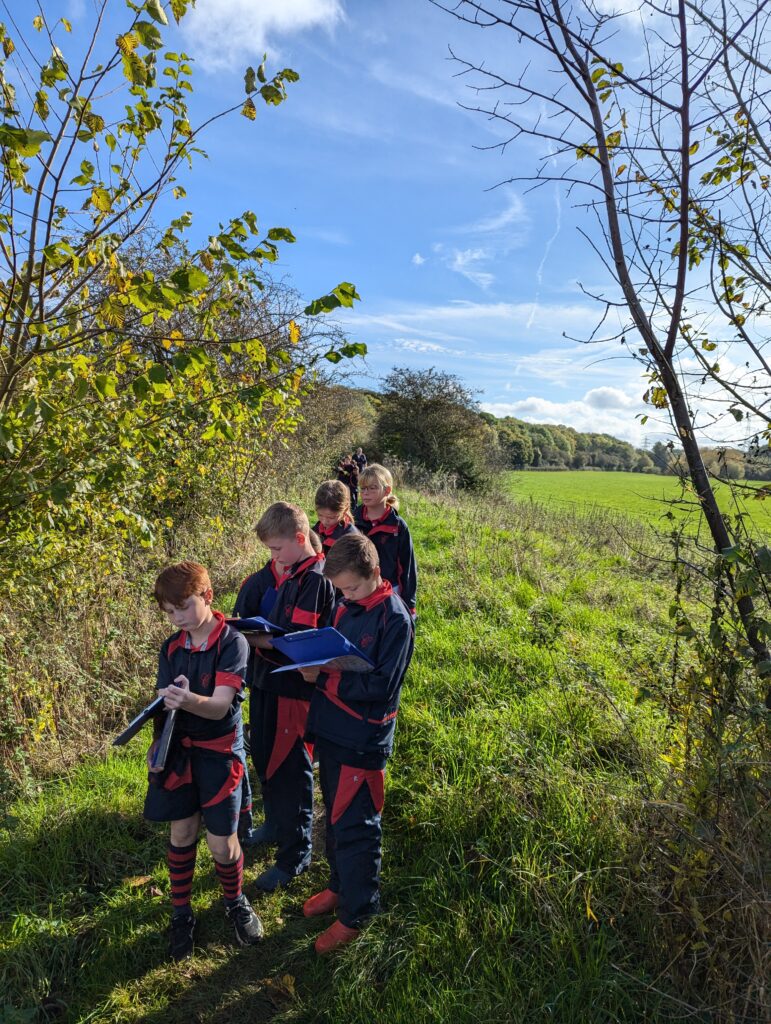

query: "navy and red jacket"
xmin=312 ymin=516 xmax=358 ymax=554
xmin=252 ymin=552 xmax=335 ymax=701
xmin=233 ymin=558 xmax=288 ymax=688
xmin=233 ymin=558 xmax=287 ymax=620
xmin=155 ymin=611 xmax=249 ymax=741
xmin=306 ymin=581 xmax=414 ymax=763
xmin=354 ymin=505 xmax=418 ymax=614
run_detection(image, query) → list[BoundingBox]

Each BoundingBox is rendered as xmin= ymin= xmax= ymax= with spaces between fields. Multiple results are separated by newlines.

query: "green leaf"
xmin=131 ymin=375 xmax=151 ymax=398
xmin=323 ymin=350 xmax=343 ymax=364
xmin=0 ymin=123 xmax=51 ymax=157
xmin=90 ymin=187 xmax=112 ymax=213
xmin=244 ymin=66 xmax=256 ymax=94
xmin=266 ymin=226 xmax=296 ymax=243
xmin=145 ymin=0 xmax=169 ymax=26
xmin=134 ymin=20 xmax=163 ymax=49
xmin=171 ymin=265 xmax=208 ymax=291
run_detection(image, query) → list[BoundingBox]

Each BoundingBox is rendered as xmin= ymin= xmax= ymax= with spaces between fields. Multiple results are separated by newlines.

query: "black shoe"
xmin=225 ymin=894 xmax=264 ymax=946
xmin=168 ymin=911 xmax=196 ymax=961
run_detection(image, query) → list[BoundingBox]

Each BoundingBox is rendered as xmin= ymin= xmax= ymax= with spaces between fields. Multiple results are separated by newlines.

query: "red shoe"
xmin=314 ymin=919 xmax=360 ymax=954
xmin=303 ymin=888 xmax=339 ymax=918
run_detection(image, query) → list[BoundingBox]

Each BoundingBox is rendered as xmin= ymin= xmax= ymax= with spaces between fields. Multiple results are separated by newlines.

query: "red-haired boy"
xmin=143 ymin=561 xmax=263 ymax=960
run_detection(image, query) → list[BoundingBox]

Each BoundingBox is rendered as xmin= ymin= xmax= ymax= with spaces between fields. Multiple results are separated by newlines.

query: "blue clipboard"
xmin=270 ymin=627 xmax=374 ymax=674
xmin=226 ymin=616 xmax=286 ymax=635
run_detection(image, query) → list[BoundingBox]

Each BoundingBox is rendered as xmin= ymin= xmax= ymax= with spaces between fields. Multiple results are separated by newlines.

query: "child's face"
xmin=361 ymin=480 xmax=389 ymax=506
xmin=265 ymin=532 xmax=307 ymax=567
xmin=329 ymin=568 xmax=380 ymax=602
xmin=162 ymin=590 xmax=213 ymax=632
xmin=316 ymin=507 xmax=341 ymax=530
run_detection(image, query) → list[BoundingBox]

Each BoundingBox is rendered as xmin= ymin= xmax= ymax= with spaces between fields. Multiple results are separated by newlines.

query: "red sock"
xmin=167 ymin=842 xmax=197 ymax=913
xmin=214 ymin=852 xmax=244 ymax=904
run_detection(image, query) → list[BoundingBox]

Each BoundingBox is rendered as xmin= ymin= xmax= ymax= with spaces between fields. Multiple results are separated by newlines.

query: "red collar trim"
xmin=353 ymin=579 xmax=393 ymax=611
xmin=289 ymin=552 xmax=324 ymax=579
xmin=270 ymin=559 xmax=289 ymax=586
xmin=317 ymin=514 xmax=352 ymax=537
xmin=182 ymin=609 xmax=226 ymax=652
xmin=362 ymin=505 xmax=394 ymax=526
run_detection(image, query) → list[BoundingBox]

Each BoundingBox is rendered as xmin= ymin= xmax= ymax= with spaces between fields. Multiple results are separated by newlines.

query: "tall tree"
xmin=431 ymin=0 xmax=771 ymax=668
xmin=0 ymin=1 xmax=362 ymax=583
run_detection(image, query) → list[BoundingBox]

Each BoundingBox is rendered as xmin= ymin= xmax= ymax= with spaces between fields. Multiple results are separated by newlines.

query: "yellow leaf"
xmin=615 ymin=164 xmax=627 ymax=177
xmin=116 ymin=32 xmax=140 ymax=56
xmin=288 ymin=319 xmax=300 ymax=344
xmin=241 ymin=98 xmax=257 ymax=121
xmin=33 ymin=14 xmax=44 ymax=30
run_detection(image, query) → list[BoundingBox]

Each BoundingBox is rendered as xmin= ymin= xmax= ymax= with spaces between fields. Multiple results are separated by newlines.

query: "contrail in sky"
xmin=526 ymin=184 xmax=562 ymax=329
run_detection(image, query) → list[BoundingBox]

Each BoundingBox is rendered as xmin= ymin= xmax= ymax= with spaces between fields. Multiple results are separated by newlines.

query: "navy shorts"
xmin=143 ymin=743 xmax=245 ymax=837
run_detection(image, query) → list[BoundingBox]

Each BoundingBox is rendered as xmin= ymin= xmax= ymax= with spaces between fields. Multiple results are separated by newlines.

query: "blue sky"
xmin=10 ymin=0 xmax=681 ymax=445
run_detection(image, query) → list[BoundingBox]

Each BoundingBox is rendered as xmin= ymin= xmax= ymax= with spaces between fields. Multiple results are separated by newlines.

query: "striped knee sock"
xmin=167 ymin=842 xmax=197 ymax=914
xmin=214 ymin=851 xmax=244 ymax=905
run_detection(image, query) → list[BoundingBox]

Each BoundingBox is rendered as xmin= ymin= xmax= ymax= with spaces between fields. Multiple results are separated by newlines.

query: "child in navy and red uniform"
xmin=249 ymin=503 xmax=335 ymax=891
xmin=143 ymin=561 xmax=263 ymax=961
xmin=355 ymin=463 xmax=417 ymax=618
xmin=313 ymin=479 xmax=358 ymax=554
xmin=300 ymin=533 xmax=415 ymax=954
xmin=231 ymin=553 xmax=291 ymax=847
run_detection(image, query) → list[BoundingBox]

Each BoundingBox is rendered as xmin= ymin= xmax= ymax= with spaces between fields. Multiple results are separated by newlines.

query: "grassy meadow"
xmin=504 ymin=469 xmax=771 ymax=536
xmin=0 ymin=487 xmax=696 ymax=1024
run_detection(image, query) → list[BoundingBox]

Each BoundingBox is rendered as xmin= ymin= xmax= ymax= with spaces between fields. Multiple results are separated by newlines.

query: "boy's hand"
xmin=298 ymin=666 xmax=320 ymax=683
xmin=162 ymin=675 xmax=191 ymax=710
xmin=253 ymin=634 xmax=274 ymax=650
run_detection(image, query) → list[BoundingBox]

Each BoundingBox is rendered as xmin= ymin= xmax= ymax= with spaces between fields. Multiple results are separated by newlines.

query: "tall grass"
xmin=1 ymin=488 xmax=765 ymax=1023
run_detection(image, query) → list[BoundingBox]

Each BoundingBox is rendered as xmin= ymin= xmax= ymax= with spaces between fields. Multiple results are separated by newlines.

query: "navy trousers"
xmin=250 ymin=688 xmax=313 ymax=874
xmin=319 ymin=748 xmax=386 ymax=929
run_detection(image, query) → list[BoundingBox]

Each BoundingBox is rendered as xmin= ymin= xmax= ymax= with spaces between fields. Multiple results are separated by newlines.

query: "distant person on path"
xmin=336 ymin=453 xmax=359 ymax=508
xmin=355 ymin=463 xmax=417 ymax=618
xmin=353 ymin=447 xmax=367 ymax=473
xmin=300 ymin=533 xmax=415 ymax=953
xmin=144 ymin=561 xmax=264 ymax=961
xmin=313 ymin=479 xmax=358 ymax=553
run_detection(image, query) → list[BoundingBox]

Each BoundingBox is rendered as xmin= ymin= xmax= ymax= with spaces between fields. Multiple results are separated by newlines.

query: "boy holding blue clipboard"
xmin=297 ymin=533 xmax=414 ymax=954
xmin=248 ymin=503 xmax=334 ymax=892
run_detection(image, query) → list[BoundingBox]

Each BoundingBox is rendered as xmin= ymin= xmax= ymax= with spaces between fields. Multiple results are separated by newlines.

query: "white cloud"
xmin=394 ymin=338 xmax=462 ymax=355
xmin=182 ymin=0 xmax=344 ymax=70
xmin=450 ymin=248 xmax=495 ymax=290
xmin=584 ymin=386 xmax=638 ymax=410
xmin=411 ymin=252 xmax=426 ymax=266
xmin=458 ymin=193 xmax=527 ymax=234
xmin=482 ymin=389 xmax=650 ymax=443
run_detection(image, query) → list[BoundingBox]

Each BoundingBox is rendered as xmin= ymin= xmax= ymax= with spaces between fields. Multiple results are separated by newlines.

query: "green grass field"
xmin=1 ymin=489 xmax=694 ymax=1024
xmin=504 ymin=470 xmax=771 ymax=536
